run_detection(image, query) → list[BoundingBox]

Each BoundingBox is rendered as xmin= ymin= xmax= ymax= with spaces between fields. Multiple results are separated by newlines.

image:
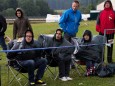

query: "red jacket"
xmin=96 ymin=8 xmax=115 ymax=34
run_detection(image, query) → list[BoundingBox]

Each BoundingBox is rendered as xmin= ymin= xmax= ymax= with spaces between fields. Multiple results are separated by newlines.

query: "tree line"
xmin=0 ymin=0 xmax=105 ymax=17
xmin=0 ymin=0 xmax=54 ymax=17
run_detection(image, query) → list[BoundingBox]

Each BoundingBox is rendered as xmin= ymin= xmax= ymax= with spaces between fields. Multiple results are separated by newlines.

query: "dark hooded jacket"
xmin=13 ymin=8 xmax=32 ymax=39
xmin=38 ymin=34 xmax=75 ymax=61
xmin=7 ymin=30 xmax=41 ymax=60
xmin=75 ymin=30 xmax=101 ymax=62
xmin=0 ymin=15 xmax=7 ymax=36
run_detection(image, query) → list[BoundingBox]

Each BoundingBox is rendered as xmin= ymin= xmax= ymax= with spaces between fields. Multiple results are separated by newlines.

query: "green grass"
xmin=1 ymin=20 xmax=115 ymax=86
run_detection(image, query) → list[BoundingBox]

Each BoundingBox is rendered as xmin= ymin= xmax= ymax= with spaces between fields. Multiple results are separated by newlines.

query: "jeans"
xmin=0 ymin=36 xmax=7 ymax=50
xmin=85 ymin=60 xmax=94 ymax=70
xmin=19 ymin=58 xmax=47 ymax=82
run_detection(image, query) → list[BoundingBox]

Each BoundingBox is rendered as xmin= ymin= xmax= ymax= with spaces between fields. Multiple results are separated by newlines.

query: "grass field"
xmin=1 ymin=20 xmax=115 ymax=86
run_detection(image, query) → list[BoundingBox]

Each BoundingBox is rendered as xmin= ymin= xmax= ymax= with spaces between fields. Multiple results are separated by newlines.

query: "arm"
xmin=96 ymin=12 xmax=101 ymax=32
xmin=26 ymin=18 xmax=33 ymax=31
xmin=78 ymin=13 xmax=82 ymax=23
xmin=59 ymin=11 xmax=68 ymax=32
xmin=13 ymin=21 xmax=17 ymax=39
xmin=0 ymin=15 xmax=7 ymax=33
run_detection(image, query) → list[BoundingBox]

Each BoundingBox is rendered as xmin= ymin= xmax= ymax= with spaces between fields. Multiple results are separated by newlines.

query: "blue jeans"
xmin=85 ymin=60 xmax=94 ymax=70
xmin=0 ymin=36 xmax=7 ymax=50
xmin=19 ymin=58 xmax=47 ymax=82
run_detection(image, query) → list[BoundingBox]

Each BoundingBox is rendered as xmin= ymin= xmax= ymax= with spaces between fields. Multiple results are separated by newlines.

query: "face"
xmin=72 ymin=2 xmax=79 ymax=11
xmin=84 ymin=35 xmax=90 ymax=41
xmin=25 ymin=31 xmax=33 ymax=43
xmin=105 ymin=2 xmax=111 ymax=8
xmin=16 ymin=11 xmax=22 ymax=17
xmin=56 ymin=31 xmax=62 ymax=40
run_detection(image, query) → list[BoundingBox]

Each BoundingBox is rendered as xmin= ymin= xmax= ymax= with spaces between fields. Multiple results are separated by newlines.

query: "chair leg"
xmin=8 ymin=66 xmax=23 ymax=86
xmin=71 ymin=59 xmax=85 ymax=76
xmin=46 ymin=66 xmax=58 ymax=80
xmin=8 ymin=66 xmax=28 ymax=86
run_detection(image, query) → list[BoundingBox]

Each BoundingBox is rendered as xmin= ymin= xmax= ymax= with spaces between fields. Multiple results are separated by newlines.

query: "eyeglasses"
xmin=26 ymin=35 xmax=32 ymax=38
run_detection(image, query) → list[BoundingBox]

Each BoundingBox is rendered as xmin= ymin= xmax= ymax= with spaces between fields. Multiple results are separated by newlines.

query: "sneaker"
xmin=66 ymin=77 xmax=73 ymax=80
xmin=59 ymin=77 xmax=68 ymax=81
xmin=29 ymin=82 xmax=35 ymax=86
xmin=35 ymin=80 xmax=47 ymax=85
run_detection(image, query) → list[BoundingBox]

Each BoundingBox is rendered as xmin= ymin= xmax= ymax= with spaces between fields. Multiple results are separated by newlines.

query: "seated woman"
xmin=7 ymin=30 xmax=47 ymax=86
xmin=38 ymin=29 xmax=75 ymax=81
xmin=75 ymin=30 xmax=101 ymax=76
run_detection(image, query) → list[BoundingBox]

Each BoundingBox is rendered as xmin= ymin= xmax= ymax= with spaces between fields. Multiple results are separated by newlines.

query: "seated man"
xmin=7 ymin=30 xmax=47 ymax=86
xmin=38 ymin=29 xmax=75 ymax=81
xmin=74 ymin=30 xmax=101 ymax=76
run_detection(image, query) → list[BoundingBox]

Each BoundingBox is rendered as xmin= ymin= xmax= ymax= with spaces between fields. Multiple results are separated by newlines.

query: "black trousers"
xmin=99 ymin=32 xmax=114 ymax=63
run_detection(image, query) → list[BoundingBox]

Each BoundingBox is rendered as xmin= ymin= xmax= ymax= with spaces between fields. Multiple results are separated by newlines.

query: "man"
xmin=7 ymin=30 xmax=47 ymax=86
xmin=13 ymin=8 xmax=33 ymax=39
xmin=38 ymin=29 xmax=75 ymax=81
xmin=0 ymin=15 xmax=7 ymax=50
xmin=59 ymin=0 xmax=82 ymax=42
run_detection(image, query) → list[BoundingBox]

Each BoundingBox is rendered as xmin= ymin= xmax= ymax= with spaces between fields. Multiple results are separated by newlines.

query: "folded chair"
xmin=7 ymin=41 xmax=29 ymax=86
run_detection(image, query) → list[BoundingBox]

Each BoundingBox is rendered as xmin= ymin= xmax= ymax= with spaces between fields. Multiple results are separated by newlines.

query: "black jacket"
xmin=0 ymin=15 xmax=7 ymax=36
xmin=7 ymin=39 xmax=42 ymax=60
xmin=38 ymin=34 xmax=75 ymax=61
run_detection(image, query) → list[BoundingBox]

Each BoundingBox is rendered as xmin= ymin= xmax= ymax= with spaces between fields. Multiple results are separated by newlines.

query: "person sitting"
xmin=75 ymin=30 xmax=101 ymax=76
xmin=38 ymin=29 xmax=75 ymax=81
xmin=7 ymin=30 xmax=47 ymax=86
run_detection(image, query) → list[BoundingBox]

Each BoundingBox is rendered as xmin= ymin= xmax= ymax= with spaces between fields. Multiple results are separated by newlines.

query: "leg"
xmin=64 ymin=33 xmax=71 ymax=42
xmin=35 ymin=58 xmax=47 ymax=80
xmin=65 ymin=58 xmax=71 ymax=77
xmin=58 ymin=59 xmax=65 ymax=78
xmin=19 ymin=60 xmax=35 ymax=82
xmin=106 ymin=33 xmax=114 ymax=63
xmin=0 ymin=36 xmax=7 ymax=50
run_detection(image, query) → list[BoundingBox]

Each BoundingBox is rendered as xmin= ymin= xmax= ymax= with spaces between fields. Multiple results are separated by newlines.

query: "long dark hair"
xmin=104 ymin=0 xmax=113 ymax=9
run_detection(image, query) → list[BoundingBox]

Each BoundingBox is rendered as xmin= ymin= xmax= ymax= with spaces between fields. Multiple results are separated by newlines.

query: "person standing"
xmin=0 ymin=15 xmax=7 ymax=50
xmin=96 ymin=0 xmax=115 ymax=63
xmin=13 ymin=8 xmax=33 ymax=39
xmin=59 ymin=0 xmax=82 ymax=42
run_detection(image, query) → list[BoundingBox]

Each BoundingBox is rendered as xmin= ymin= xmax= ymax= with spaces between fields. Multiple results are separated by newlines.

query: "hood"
xmin=15 ymin=8 xmax=24 ymax=18
xmin=24 ymin=30 xmax=34 ymax=44
xmin=82 ymin=30 xmax=92 ymax=42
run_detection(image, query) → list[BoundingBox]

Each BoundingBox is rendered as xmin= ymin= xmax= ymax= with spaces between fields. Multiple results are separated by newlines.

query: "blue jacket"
xmin=59 ymin=8 xmax=81 ymax=36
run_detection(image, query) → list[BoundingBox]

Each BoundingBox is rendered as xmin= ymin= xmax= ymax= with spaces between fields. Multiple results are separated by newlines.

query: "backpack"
xmin=95 ymin=63 xmax=113 ymax=77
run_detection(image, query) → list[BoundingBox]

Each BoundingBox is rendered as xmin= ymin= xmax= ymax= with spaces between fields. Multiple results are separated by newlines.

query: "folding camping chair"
xmin=38 ymin=34 xmax=59 ymax=80
xmin=7 ymin=40 xmax=29 ymax=86
xmin=45 ymin=55 xmax=59 ymax=80
xmin=71 ymin=37 xmax=85 ymax=75
xmin=71 ymin=35 xmax=106 ymax=75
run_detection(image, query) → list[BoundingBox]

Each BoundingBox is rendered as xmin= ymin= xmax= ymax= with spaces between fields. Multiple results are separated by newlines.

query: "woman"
xmin=96 ymin=0 xmax=115 ymax=63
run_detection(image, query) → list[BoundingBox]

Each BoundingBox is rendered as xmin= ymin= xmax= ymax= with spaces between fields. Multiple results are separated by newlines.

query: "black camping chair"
xmin=45 ymin=54 xmax=59 ymax=80
xmin=71 ymin=37 xmax=85 ymax=75
xmin=38 ymin=34 xmax=59 ymax=80
xmin=71 ymin=35 xmax=106 ymax=75
xmin=7 ymin=40 xmax=28 ymax=86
